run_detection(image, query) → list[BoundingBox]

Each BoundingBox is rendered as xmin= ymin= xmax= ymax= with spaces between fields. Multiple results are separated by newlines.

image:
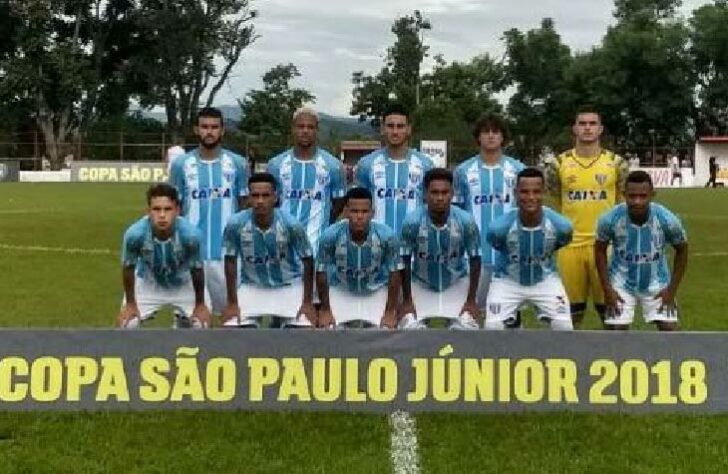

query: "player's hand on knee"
xmin=192 ymin=304 xmax=212 ymax=328
xmin=316 ymin=306 xmax=335 ymax=329
xmin=380 ymin=308 xmax=398 ymax=329
xmin=297 ymin=302 xmax=317 ymax=326
xmin=221 ymin=303 xmax=241 ymax=325
xmin=656 ymin=287 xmax=676 ymax=313
xmin=117 ymin=303 xmax=140 ymax=328
xmin=604 ymin=286 xmax=624 ymax=312
xmin=460 ymin=300 xmax=481 ymax=322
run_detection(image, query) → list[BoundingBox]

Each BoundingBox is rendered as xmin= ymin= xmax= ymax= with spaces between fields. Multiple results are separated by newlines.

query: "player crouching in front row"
xmin=117 ymin=183 xmax=212 ymax=329
xmin=221 ymin=173 xmax=316 ymax=328
xmin=399 ymin=168 xmax=482 ymax=330
xmin=484 ymin=168 xmax=574 ymax=330
xmin=316 ymin=187 xmax=402 ymax=329
xmin=595 ymin=170 xmax=688 ymax=331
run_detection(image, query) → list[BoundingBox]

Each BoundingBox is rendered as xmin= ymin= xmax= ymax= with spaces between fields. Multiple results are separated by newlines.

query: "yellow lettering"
xmin=170 ymin=348 xmax=204 ymax=402
xmin=311 ymin=358 xmax=341 ymax=402
xmin=205 ymin=358 xmax=236 ymax=402
xmin=432 ymin=358 xmax=461 ymax=403
xmin=367 ymin=359 xmax=397 ymax=402
xmin=513 ymin=359 xmax=544 ymax=403
xmin=0 ymin=357 xmax=28 ymax=402
xmin=545 ymin=359 xmax=579 ymax=403
xmin=498 ymin=359 xmax=511 ymax=402
xmin=407 ymin=359 xmax=428 ymax=402
xmin=139 ymin=357 xmax=171 ymax=402
xmin=589 ymin=359 xmax=618 ymax=404
xmin=65 ymin=357 xmax=99 ymax=402
xmin=463 ymin=359 xmax=494 ymax=402
xmin=248 ymin=358 xmax=280 ymax=402
xmin=96 ymin=358 xmax=129 ymax=401
xmin=278 ymin=358 xmax=311 ymax=402
xmin=30 ymin=357 xmax=63 ymax=402
xmin=345 ymin=359 xmax=366 ymax=402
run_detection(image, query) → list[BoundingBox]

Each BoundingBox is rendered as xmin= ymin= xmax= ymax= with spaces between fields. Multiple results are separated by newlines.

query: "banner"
xmin=637 ymin=167 xmax=695 ymax=188
xmin=70 ymin=161 xmax=168 ymax=183
xmin=0 ymin=160 xmax=20 ymax=183
xmin=0 ymin=330 xmax=724 ymax=413
xmin=420 ymin=141 xmax=447 ymax=168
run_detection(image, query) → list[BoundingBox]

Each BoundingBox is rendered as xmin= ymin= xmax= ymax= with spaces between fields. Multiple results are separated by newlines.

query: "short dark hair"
xmin=345 ymin=187 xmax=373 ymax=204
xmin=147 ymin=182 xmax=179 ymax=205
xmin=423 ymin=168 xmax=453 ymax=189
xmin=516 ymin=167 xmax=545 ymax=186
xmin=196 ymin=106 xmax=224 ymax=125
xmin=248 ymin=172 xmax=277 ymax=190
xmin=382 ymin=103 xmax=410 ymax=123
xmin=472 ymin=113 xmax=510 ymax=143
xmin=575 ymin=105 xmax=601 ymax=123
xmin=626 ymin=170 xmax=653 ymax=189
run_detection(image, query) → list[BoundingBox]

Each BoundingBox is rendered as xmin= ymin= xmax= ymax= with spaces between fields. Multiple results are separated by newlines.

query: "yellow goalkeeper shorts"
xmin=557 ymin=245 xmax=604 ymax=309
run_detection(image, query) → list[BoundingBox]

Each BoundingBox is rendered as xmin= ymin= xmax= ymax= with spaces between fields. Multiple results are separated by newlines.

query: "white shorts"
xmin=485 ymin=274 xmax=571 ymax=323
xmin=475 ymin=265 xmax=495 ymax=310
xmin=329 ymin=285 xmax=388 ymax=327
xmin=236 ymin=279 xmax=303 ymax=319
xmin=204 ymin=260 xmax=226 ymax=314
xmin=412 ymin=277 xmax=470 ymax=322
xmin=603 ymin=286 xmax=679 ymax=325
xmin=122 ymin=276 xmax=207 ymax=324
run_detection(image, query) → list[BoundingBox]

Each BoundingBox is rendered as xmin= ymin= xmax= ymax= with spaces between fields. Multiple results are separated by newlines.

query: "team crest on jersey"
xmin=652 ymin=231 xmax=664 ymax=248
xmin=317 ymin=172 xmax=329 ymax=185
xmin=408 ymin=170 xmax=422 ymax=184
xmin=373 ymin=170 xmax=386 ymax=180
xmin=595 ymin=174 xmax=608 ymax=186
xmin=566 ymin=175 xmax=578 ymax=185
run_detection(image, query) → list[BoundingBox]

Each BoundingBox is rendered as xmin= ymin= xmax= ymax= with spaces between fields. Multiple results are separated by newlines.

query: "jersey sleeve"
xmin=659 ymin=208 xmax=688 ymax=246
xmin=168 ymin=158 xmax=188 ymax=213
xmin=315 ymin=228 xmax=336 ymax=273
xmin=383 ymin=233 xmax=403 ymax=273
xmin=290 ymin=220 xmax=313 ymax=259
xmin=399 ymin=218 xmax=417 ymax=257
xmin=329 ymin=159 xmax=346 ymax=199
xmin=121 ymin=227 xmax=142 ymax=267
xmin=354 ymin=157 xmax=371 ymax=189
xmin=452 ymin=164 xmax=468 ymax=206
xmin=223 ymin=219 xmax=240 ymax=257
xmin=462 ymin=213 xmax=482 ymax=259
xmin=551 ymin=212 xmax=574 ymax=249
xmin=235 ymin=155 xmax=250 ymax=197
xmin=486 ymin=215 xmax=510 ymax=252
xmin=266 ymin=157 xmax=283 ymax=202
xmin=183 ymin=226 xmax=204 ymax=270
xmin=595 ymin=210 xmax=615 ymax=243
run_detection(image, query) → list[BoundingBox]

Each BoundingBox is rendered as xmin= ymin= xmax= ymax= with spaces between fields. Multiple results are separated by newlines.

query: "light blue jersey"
xmin=488 ymin=207 xmax=573 ymax=286
xmin=316 ymin=220 xmax=401 ymax=295
xmin=267 ymin=148 xmax=346 ymax=253
xmin=121 ymin=216 xmax=203 ymax=288
xmin=400 ymin=206 xmax=481 ymax=292
xmin=223 ymin=208 xmax=313 ymax=288
xmin=453 ymin=154 xmax=525 ymax=265
xmin=596 ymin=203 xmax=687 ymax=294
xmin=169 ymin=148 xmax=249 ymax=261
xmin=355 ymin=148 xmax=434 ymax=235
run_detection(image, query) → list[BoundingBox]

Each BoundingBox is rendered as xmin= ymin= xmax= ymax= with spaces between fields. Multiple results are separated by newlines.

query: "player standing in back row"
xmin=544 ymin=106 xmax=629 ymax=328
xmin=355 ymin=104 xmax=434 ymax=236
xmin=267 ymin=107 xmax=347 ymax=253
xmin=453 ymin=114 xmax=524 ymax=324
xmin=169 ymin=107 xmax=250 ymax=316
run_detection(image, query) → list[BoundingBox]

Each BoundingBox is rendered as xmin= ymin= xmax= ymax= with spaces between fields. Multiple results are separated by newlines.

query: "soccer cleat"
xmin=450 ymin=312 xmax=480 ymax=330
xmin=283 ymin=316 xmax=314 ymax=329
xmin=222 ymin=316 xmax=259 ymax=328
xmin=398 ymin=313 xmax=426 ymax=330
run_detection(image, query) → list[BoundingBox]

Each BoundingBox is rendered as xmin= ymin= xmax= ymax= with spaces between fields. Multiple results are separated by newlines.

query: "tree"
xmin=351 ymin=10 xmax=429 ymax=127
xmin=503 ymin=18 xmax=574 ymax=160
xmin=131 ymin=0 xmax=257 ymax=141
xmin=690 ymin=0 xmax=728 ymax=135
xmin=0 ymin=0 xmax=139 ymax=168
xmin=238 ymin=63 xmax=315 ymax=157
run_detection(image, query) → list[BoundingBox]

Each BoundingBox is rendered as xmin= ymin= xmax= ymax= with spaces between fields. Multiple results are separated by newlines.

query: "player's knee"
xmin=549 ymin=318 xmax=573 ymax=331
xmin=484 ymin=319 xmax=506 ymax=330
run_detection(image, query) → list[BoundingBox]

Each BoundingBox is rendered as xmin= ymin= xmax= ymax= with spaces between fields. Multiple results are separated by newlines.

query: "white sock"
xmin=550 ymin=319 xmax=573 ymax=331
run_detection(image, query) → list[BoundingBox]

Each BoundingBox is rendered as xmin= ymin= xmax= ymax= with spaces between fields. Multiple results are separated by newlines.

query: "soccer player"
xmin=117 ymin=183 xmax=211 ymax=329
xmin=316 ymin=188 xmax=401 ymax=329
xmin=400 ymin=168 xmax=482 ymax=329
xmin=544 ymin=106 xmax=629 ymax=328
xmin=267 ymin=107 xmax=347 ymax=253
xmin=453 ymin=113 xmax=525 ymax=325
xmin=595 ymin=171 xmax=688 ymax=331
xmin=221 ymin=173 xmax=315 ymax=328
xmin=168 ymin=107 xmax=250 ymax=316
xmin=484 ymin=168 xmax=573 ymax=331
xmin=670 ymin=154 xmax=682 ymax=187
xmin=355 ymin=104 xmax=434 ymax=236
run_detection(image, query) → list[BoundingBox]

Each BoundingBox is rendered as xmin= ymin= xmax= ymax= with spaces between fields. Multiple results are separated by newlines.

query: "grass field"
xmin=1 ymin=183 xmax=728 ymax=473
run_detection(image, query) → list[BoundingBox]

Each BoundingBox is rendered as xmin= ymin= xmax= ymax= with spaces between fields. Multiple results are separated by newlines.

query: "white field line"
xmin=0 ymin=243 xmax=115 ymax=255
xmin=390 ymin=411 xmax=421 ymax=474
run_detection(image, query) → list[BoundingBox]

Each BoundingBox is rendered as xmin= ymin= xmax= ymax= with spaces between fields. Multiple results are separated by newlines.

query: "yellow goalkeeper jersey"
xmin=544 ymin=149 xmax=628 ymax=247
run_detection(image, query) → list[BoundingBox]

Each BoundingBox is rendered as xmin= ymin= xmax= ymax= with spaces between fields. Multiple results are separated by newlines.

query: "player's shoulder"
xmin=358 ymin=148 xmax=384 ymax=166
xmin=450 ymin=205 xmax=475 ymax=223
xmin=222 ymin=148 xmax=247 ymax=164
xmin=502 ymin=154 xmax=526 ymax=171
xmin=491 ymin=208 xmax=518 ymax=231
xmin=370 ymin=220 xmax=396 ymax=240
xmin=651 ymin=202 xmax=682 ymax=225
xmin=600 ymin=203 xmax=627 ymax=223
xmin=411 ymin=149 xmax=435 ymax=167
xmin=454 ymin=155 xmax=479 ymax=173
xmin=275 ymin=208 xmax=304 ymax=229
xmin=267 ymin=149 xmax=291 ymax=168
xmin=322 ymin=219 xmax=348 ymax=238
xmin=124 ymin=216 xmax=150 ymax=240
xmin=403 ymin=206 xmax=426 ymax=227
xmin=229 ymin=209 xmax=253 ymax=227
xmin=543 ymin=206 xmax=572 ymax=228
xmin=175 ymin=216 xmax=201 ymax=240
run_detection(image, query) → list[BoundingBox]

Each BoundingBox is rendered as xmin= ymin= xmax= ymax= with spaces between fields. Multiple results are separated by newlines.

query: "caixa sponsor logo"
xmin=417 ymin=251 xmax=459 ymax=263
xmin=286 ymin=189 xmax=323 ymax=200
xmin=376 ymin=188 xmax=415 ymax=199
xmin=567 ymin=190 xmax=608 ymax=201
xmin=244 ymin=253 xmax=286 ymax=265
xmin=473 ymin=194 xmax=511 ymax=205
xmin=618 ymin=250 xmax=661 ymax=263
xmin=191 ymin=187 xmax=232 ymax=199
xmin=336 ymin=266 xmax=377 ymax=278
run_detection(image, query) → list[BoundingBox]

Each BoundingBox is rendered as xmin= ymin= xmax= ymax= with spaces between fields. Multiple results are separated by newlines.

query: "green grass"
xmin=1 ymin=183 xmax=728 ymax=472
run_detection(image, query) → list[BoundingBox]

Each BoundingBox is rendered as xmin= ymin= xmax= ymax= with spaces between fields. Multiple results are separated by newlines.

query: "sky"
xmin=214 ymin=0 xmax=712 ymax=117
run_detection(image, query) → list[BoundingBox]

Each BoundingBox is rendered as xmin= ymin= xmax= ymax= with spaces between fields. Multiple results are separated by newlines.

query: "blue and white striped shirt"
xmin=169 ymin=148 xmax=249 ymax=261
xmin=354 ymin=148 xmax=434 ymax=235
xmin=316 ymin=220 xmax=401 ymax=295
xmin=121 ymin=216 xmax=203 ymax=288
xmin=453 ymin=154 xmax=524 ymax=265
xmin=223 ymin=209 xmax=313 ymax=288
xmin=267 ymin=148 xmax=346 ymax=253
xmin=596 ymin=203 xmax=687 ymax=294
xmin=487 ymin=207 xmax=573 ymax=286
xmin=400 ymin=206 xmax=481 ymax=292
